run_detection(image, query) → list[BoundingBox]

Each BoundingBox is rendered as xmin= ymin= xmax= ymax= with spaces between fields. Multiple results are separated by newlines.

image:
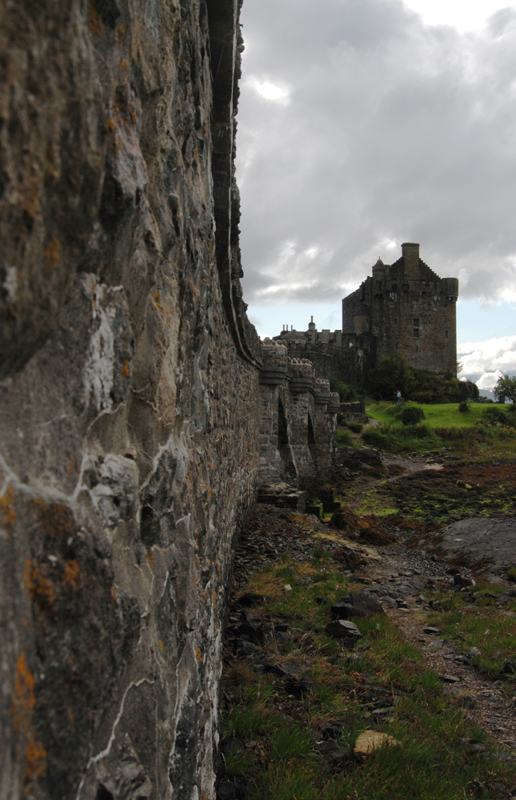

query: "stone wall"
xmin=258 ymin=344 xmax=338 ymax=486
xmin=0 ymin=1 xmax=264 ymax=798
xmin=0 ymin=2 xmax=337 ymax=799
xmin=342 ymin=244 xmax=458 ymax=376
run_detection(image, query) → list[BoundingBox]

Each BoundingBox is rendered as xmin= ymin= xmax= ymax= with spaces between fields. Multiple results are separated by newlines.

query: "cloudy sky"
xmin=236 ymin=0 xmax=516 ymax=389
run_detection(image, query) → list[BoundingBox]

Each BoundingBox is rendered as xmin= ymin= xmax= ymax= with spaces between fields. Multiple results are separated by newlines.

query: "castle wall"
xmin=0 ymin=2 xmax=263 ymax=798
xmin=258 ymin=346 xmax=338 ymax=485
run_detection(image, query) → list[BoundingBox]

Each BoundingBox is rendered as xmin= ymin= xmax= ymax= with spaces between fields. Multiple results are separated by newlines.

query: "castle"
xmin=275 ymin=243 xmax=459 ymax=381
xmin=342 ymin=243 xmax=459 ymax=376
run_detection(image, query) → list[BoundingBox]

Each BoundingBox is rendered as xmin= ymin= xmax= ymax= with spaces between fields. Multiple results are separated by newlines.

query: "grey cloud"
xmin=238 ymin=0 xmax=516 ymax=307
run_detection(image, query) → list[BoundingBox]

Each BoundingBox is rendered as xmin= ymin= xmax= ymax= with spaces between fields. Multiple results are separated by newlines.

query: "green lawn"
xmin=366 ymin=401 xmax=500 ymax=429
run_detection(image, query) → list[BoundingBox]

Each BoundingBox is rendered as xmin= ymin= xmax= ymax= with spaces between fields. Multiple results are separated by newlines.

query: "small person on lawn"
xmin=396 ymin=389 xmax=402 ymax=404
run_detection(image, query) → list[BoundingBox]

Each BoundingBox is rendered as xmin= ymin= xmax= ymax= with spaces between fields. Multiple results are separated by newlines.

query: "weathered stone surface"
xmin=325 ymin=620 xmax=363 ymax=640
xmin=0 ymin=2 xmax=339 ymax=799
xmin=354 ymin=731 xmax=400 ymax=756
xmin=331 ymin=592 xmax=385 ymax=620
xmin=438 ymin=517 xmax=516 ymax=571
xmin=0 ymin=1 xmax=261 ymax=798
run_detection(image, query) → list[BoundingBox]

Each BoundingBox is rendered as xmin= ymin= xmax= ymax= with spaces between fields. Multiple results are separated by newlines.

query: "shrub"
xmin=346 ymin=421 xmax=363 ymax=433
xmin=507 ymin=403 xmax=516 ymax=416
xmin=401 ymin=423 xmax=433 ymax=440
xmin=330 ymin=378 xmax=356 ymax=403
xmin=336 ymin=428 xmax=354 ymax=447
xmin=481 ymin=406 xmax=507 ymax=426
xmin=362 ymin=428 xmax=389 ymax=448
xmin=400 ymin=405 xmax=425 ymax=425
xmin=458 ymin=401 xmax=469 ymax=413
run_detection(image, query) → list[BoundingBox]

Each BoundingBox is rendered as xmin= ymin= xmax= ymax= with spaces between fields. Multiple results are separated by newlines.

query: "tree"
xmin=493 ymin=374 xmax=516 ymax=404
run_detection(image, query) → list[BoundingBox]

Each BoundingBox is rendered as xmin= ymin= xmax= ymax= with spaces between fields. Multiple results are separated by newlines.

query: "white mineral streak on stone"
xmin=82 ymin=277 xmax=127 ymax=413
xmin=3 ymin=266 xmax=17 ymax=302
xmin=75 ymin=678 xmax=154 ymax=800
xmin=89 ymin=454 xmax=140 ymax=532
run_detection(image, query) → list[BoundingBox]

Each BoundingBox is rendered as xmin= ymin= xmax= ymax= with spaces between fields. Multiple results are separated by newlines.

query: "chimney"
xmin=401 ymin=243 xmax=420 ymax=280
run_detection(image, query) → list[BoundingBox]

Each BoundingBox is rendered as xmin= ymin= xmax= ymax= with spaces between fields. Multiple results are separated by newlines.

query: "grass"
xmin=221 ymin=549 xmax=516 ymax=799
xmin=362 ymin=401 xmax=516 ymax=457
xmin=366 ymin=401 xmax=491 ymax=429
xmin=425 ymin=585 xmax=516 ymax=680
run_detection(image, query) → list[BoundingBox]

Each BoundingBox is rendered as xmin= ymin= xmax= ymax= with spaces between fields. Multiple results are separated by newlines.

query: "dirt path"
xmin=352 ymin=523 xmax=516 ymax=753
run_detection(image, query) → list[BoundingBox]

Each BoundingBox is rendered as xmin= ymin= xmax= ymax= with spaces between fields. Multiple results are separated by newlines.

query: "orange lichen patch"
xmin=26 ymin=732 xmax=47 ymax=782
xmin=29 ymin=499 xmax=75 ymax=539
xmin=189 ymin=279 xmax=198 ymax=303
xmin=146 ymin=549 xmax=154 ymax=569
xmin=116 ymin=24 xmax=126 ymax=41
xmin=24 ymin=560 xmax=56 ymax=612
xmin=0 ymin=487 xmax=16 ymax=528
xmin=121 ymin=359 xmax=130 ymax=380
xmin=212 ymin=591 xmax=217 ymax=608
xmin=67 ymin=708 xmax=74 ymax=727
xmin=153 ymin=290 xmax=163 ymax=310
xmin=159 ymin=640 xmax=164 ymax=653
xmin=110 ymin=586 xmax=117 ymax=604
xmin=196 ymin=648 xmax=204 ymax=663
xmin=64 ymin=560 xmax=81 ymax=590
xmin=13 ymin=654 xmax=35 ymax=735
xmin=45 ymin=236 xmax=61 ymax=271
xmin=119 ymin=59 xmax=128 ymax=74
xmin=68 ymin=455 xmax=75 ymax=474
xmin=88 ymin=2 xmax=103 ymax=37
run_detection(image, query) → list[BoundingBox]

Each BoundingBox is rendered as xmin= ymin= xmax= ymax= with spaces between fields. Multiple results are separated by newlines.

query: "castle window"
xmin=413 ymin=318 xmax=420 ymax=338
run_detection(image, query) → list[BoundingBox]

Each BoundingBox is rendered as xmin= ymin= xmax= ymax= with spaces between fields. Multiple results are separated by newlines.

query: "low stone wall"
xmin=259 ymin=345 xmax=338 ymax=485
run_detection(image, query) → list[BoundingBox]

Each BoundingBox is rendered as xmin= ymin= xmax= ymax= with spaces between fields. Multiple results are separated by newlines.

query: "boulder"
xmin=331 ymin=592 xmax=384 ymax=620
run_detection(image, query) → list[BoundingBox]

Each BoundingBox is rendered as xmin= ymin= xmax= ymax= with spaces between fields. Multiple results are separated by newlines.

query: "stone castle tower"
xmin=342 ymin=243 xmax=459 ymax=375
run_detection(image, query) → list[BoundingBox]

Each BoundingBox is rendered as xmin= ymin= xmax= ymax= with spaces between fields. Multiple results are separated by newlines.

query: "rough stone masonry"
xmin=0 ymin=2 xmax=337 ymax=799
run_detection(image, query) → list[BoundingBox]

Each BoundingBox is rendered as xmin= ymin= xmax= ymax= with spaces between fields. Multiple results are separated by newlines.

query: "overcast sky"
xmin=236 ymin=0 xmax=516 ymax=388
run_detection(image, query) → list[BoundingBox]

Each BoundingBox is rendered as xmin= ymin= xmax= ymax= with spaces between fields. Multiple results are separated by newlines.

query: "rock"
xmin=321 ymin=722 xmax=343 ymax=740
xmin=453 ymin=574 xmax=475 ymax=588
xmin=354 ymin=731 xmax=400 ymax=756
xmin=423 ymin=626 xmax=442 ymax=635
xmin=220 ymin=738 xmax=245 ymax=758
xmin=440 ymin=674 xmax=460 ymax=683
xmin=285 ymin=677 xmax=313 ymax=698
xmin=331 ymin=592 xmax=385 ymax=620
xmin=217 ymin=780 xmax=245 ymax=800
xmin=325 ymin=620 xmax=362 ymax=640
xmin=237 ymin=593 xmax=269 ymax=607
xmin=236 ymin=640 xmax=262 ymax=658
xmin=501 ymin=660 xmax=516 ymax=675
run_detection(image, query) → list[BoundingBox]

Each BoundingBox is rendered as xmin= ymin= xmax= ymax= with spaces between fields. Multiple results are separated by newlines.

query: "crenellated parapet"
xmin=260 ymin=339 xmax=290 ymax=385
xmin=289 ymin=358 xmax=315 ymax=393
xmin=257 ymin=349 xmax=337 ymax=486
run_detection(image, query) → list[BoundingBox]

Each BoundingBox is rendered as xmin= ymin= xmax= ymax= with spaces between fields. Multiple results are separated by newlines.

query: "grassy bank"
xmin=220 ymin=550 xmax=516 ymax=799
xmin=352 ymin=401 xmax=516 ymax=456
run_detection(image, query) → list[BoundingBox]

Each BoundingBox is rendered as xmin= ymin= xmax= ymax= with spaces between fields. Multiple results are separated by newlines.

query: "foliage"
xmin=493 ymin=373 xmax=516 ymax=404
xmin=481 ymin=406 xmax=507 ymax=426
xmin=400 ymin=404 xmax=425 ymax=425
xmin=336 ymin=427 xmax=354 ymax=447
xmin=365 ymin=355 xmax=465 ymax=403
xmin=346 ymin=421 xmax=363 ymax=433
xmin=329 ymin=377 xmax=356 ymax=403
xmin=458 ymin=401 xmax=469 ymax=413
